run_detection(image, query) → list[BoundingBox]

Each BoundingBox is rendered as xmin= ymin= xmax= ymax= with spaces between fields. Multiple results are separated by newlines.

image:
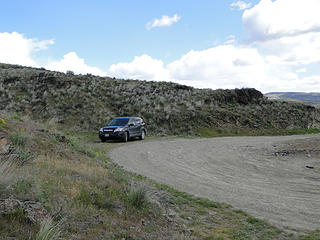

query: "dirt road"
xmin=109 ymin=135 xmax=320 ymax=230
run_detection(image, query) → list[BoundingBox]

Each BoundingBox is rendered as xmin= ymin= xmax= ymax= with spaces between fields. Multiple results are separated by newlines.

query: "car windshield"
xmin=108 ymin=118 xmax=129 ymax=126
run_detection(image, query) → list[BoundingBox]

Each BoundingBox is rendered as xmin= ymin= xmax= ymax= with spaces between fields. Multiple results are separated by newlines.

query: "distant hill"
xmin=1 ymin=63 xmax=320 ymax=134
xmin=265 ymin=92 xmax=320 ymax=103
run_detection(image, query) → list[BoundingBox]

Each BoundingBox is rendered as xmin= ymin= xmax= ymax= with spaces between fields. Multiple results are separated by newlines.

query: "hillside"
xmin=265 ymin=92 xmax=320 ymax=103
xmin=1 ymin=63 xmax=320 ymax=134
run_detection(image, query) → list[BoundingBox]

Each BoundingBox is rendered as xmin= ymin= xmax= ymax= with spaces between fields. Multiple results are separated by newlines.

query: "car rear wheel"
xmin=139 ymin=130 xmax=145 ymax=140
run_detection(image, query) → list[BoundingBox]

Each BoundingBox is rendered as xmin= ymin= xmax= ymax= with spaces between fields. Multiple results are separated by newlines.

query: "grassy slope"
xmin=1 ymin=113 xmax=320 ymax=240
xmin=1 ymin=63 xmax=320 ymax=136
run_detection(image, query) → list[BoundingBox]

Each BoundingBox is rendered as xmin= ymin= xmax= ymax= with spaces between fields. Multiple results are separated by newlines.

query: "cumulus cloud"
xmin=108 ymin=54 xmax=170 ymax=81
xmin=0 ymin=31 xmax=106 ymax=76
xmin=242 ymin=0 xmax=320 ymax=67
xmin=106 ymin=39 xmax=320 ymax=93
xmin=146 ymin=14 xmax=181 ymax=30
xmin=261 ymin=32 xmax=320 ymax=65
xmin=168 ymin=45 xmax=268 ymax=89
xmin=225 ymin=35 xmax=236 ymax=44
xmin=46 ymin=52 xmax=106 ymax=76
xmin=0 ymin=32 xmax=54 ymax=67
xmin=243 ymin=0 xmax=320 ymax=40
xmin=296 ymin=68 xmax=307 ymax=73
xmin=107 ymin=45 xmax=300 ymax=92
xmin=230 ymin=1 xmax=252 ymax=11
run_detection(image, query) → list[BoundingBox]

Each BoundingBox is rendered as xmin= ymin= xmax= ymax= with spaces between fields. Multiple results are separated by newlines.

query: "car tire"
xmin=123 ymin=132 xmax=129 ymax=142
xmin=100 ymin=138 xmax=106 ymax=143
xmin=139 ymin=130 xmax=146 ymax=140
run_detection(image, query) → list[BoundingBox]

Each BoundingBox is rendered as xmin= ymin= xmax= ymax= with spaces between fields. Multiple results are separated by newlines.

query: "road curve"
xmin=109 ymin=135 xmax=320 ymax=230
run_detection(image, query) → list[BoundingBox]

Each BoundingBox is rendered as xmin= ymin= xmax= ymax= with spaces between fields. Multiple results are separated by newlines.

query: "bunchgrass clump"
xmin=76 ymin=187 xmax=113 ymax=209
xmin=10 ymin=131 xmax=28 ymax=148
xmin=36 ymin=216 xmax=63 ymax=240
xmin=126 ymin=186 xmax=146 ymax=209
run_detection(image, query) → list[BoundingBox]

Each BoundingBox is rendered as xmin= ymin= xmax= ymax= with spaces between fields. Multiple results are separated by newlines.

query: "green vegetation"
xmin=0 ymin=117 xmax=6 ymax=127
xmin=10 ymin=130 xmax=28 ymax=148
xmin=1 ymin=63 xmax=320 ymax=136
xmin=0 ymin=114 xmax=320 ymax=239
xmin=1 ymin=62 xmax=320 ymax=239
xmin=126 ymin=186 xmax=147 ymax=209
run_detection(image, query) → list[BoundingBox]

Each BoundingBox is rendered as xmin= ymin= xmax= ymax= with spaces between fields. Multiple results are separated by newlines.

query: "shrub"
xmin=2 ymin=207 xmax=27 ymax=223
xmin=10 ymin=131 xmax=28 ymax=148
xmin=14 ymin=179 xmax=32 ymax=195
xmin=10 ymin=115 xmax=22 ymax=120
xmin=0 ymin=118 xmax=6 ymax=126
xmin=76 ymin=187 xmax=113 ymax=209
xmin=16 ymin=150 xmax=33 ymax=165
xmin=126 ymin=186 xmax=146 ymax=209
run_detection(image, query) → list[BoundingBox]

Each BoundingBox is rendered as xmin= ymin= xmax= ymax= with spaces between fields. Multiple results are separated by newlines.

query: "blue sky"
xmin=1 ymin=0 xmax=320 ymax=93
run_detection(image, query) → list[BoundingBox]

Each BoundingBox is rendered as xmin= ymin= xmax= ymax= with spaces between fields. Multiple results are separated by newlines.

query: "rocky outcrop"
xmin=0 ymin=197 xmax=49 ymax=223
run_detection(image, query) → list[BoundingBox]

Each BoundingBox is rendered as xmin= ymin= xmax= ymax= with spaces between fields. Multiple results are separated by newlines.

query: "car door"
xmin=128 ymin=118 xmax=138 ymax=136
xmin=135 ymin=118 xmax=143 ymax=134
xmin=133 ymin=118 xmax=142 ymax=136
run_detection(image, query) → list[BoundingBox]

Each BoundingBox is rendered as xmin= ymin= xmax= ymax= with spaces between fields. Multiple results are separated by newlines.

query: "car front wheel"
xmin=139 ymin=130 xmax=145 ymax=140
xmin=123 ymin=132 xmax=129 ymax=142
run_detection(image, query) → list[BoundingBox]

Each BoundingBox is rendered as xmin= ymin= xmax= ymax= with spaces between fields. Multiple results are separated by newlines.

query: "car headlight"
xmin=114 ymin=127 xmax=124 ymax=132
xmin=100 ymin=128 xmax=104 ymax=132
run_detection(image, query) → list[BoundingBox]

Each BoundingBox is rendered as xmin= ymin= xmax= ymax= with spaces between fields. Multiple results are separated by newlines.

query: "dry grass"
xmin=36 ymin=216 xmax=63 ymax=240
xmin=0 ymin=159 xmax=16 ymax=192
xmin=1 ymin=113 xmax=320 ymax=239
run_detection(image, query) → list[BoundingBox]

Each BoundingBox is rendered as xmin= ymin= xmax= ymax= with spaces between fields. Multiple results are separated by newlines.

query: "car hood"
xmin=102 ymin=126 xmax=126 ymax=130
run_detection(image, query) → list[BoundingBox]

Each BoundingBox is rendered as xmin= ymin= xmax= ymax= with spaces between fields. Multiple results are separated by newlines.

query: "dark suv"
xmin=99 ymin=117 xmax=147 ymax=142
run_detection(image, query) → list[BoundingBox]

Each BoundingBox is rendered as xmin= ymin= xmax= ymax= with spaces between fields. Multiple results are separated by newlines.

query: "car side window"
xmin=128 ymin=119 xmax=135 ymax=125
xmin=136 ymin=118 xmax=144 ymax=125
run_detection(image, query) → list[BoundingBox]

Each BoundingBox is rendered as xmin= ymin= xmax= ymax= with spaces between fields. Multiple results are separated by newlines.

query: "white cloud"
xmin=243 ymin=0 xmax=320 ymax=41
xmin=261 ymin=32 xmax=320 ymax=65
xmin=107 ymin=45 xmax=299 ymax=92
xmin=230 ymin=1 xmax=252 ymax=11
xmin=296 ymin=68 xmax=307 ymax=73
xmin=0 ymin=31 xmax=106 ymax=76
xmin=110 ymin=0 xmax=320 ymax=92
xmin=225 ymin=35 xmax=236 ymax=44
xmin=46 ymin=52 xmax=106 ymax=76
xmin=146 ymin=14 xmax=181 ymax=30
xmin=242 ymin=0 xmax=320 ymax=67
xmin=0 ymin=32 xmax=54 ymax=67
xmin=168 ymin=45 xmax=268 ymax=89
xmin=108 ymin=54 xmax=170 ymax=81
xmin=106 ymin=41 xmax=320 ymax=93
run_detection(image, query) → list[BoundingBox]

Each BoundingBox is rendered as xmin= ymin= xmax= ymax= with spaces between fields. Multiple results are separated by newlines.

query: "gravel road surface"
xmin=110 ymin=135 xmax=320 ymax=230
